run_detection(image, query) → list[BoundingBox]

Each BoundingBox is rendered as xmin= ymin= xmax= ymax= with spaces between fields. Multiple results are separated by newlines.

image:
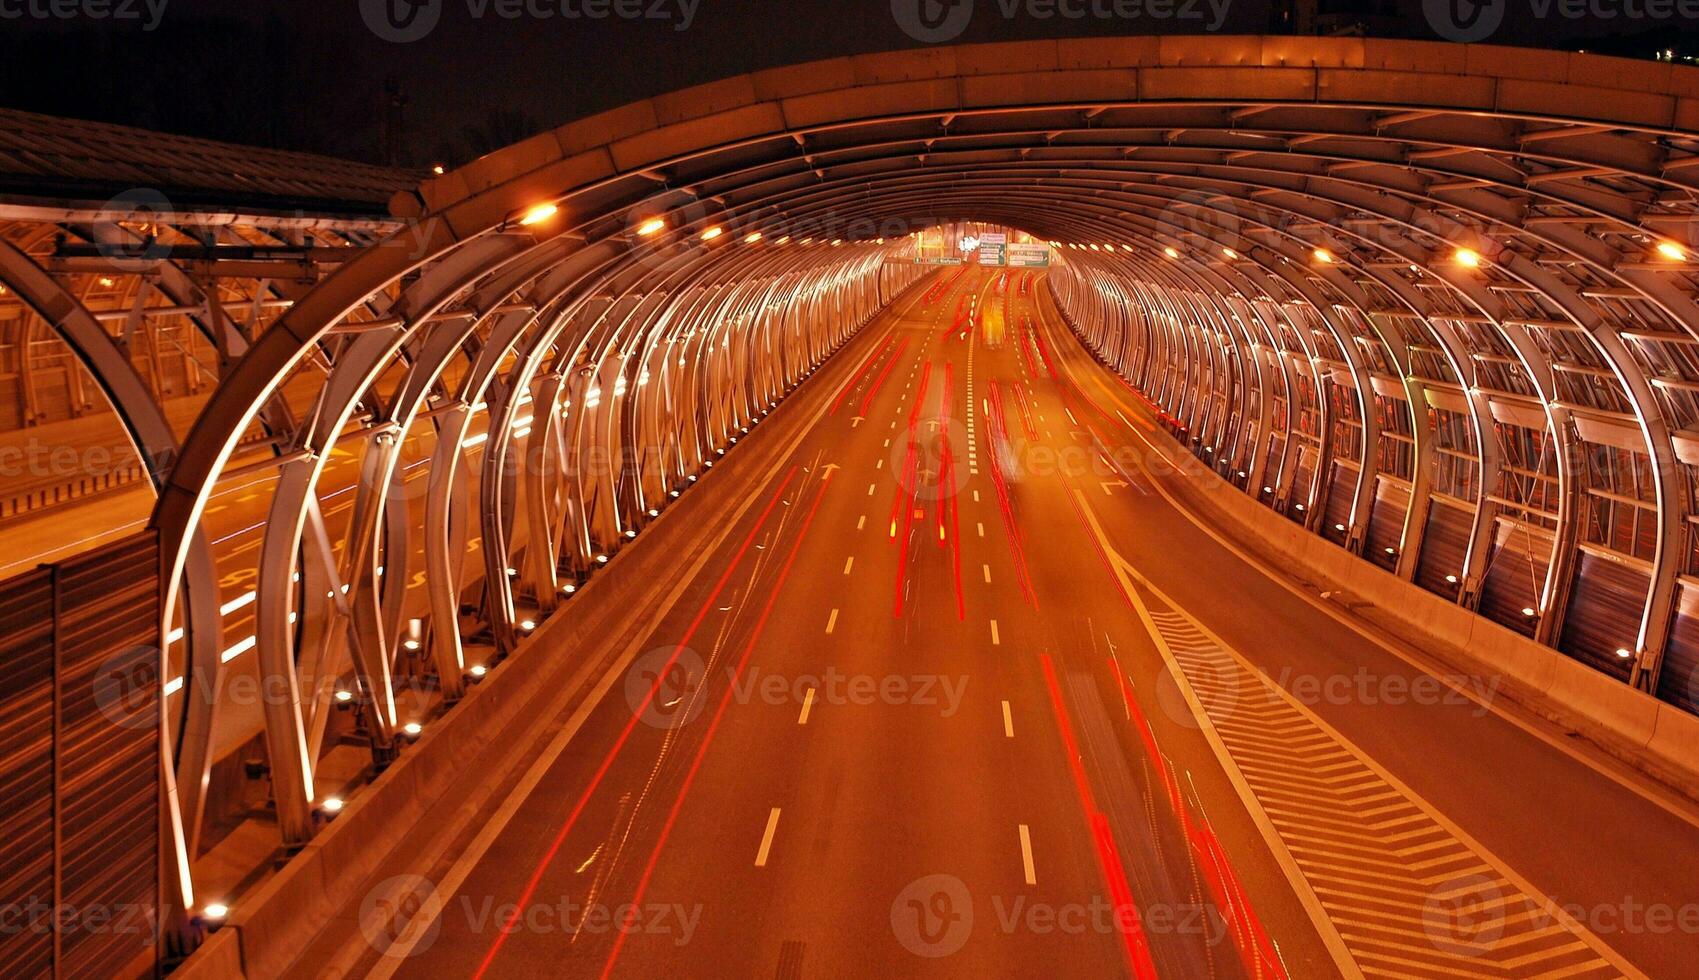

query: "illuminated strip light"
xmin=462 ymin=432 xmax=489 ymax=448
xmin=220 ymin=590 xmax=256 ymax=616
xmin=221 ymin=635 xmax=257 ymax=663
xmin=164 ymin=676 xmax=184 ymax=696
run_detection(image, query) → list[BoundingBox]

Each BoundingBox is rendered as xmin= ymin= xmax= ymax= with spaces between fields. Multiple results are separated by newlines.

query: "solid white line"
xmin=826 ymin=608 xmax=839 ymax=634
xmin=990 ymin=620 xmax=1001 ymax=645
xmin=799 ymin=688 xmax=816 ymax=725
xmin=1002 ymin=700 xmax=1014 ymax=737
xmin=843 ymin=556 xmax=855 ymax=575
xmin=1019 ymin=824 xmax=1037 ymax=884
xmin=755 ymin=808 xmax=783 ymax=867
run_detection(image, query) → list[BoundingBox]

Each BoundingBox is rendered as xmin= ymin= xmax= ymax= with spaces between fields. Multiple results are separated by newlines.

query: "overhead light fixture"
xmin=1615 ymin=647 xmax=1634 ymax=659
xmin=1164 ymin=247 xmax=1180 ymax=259
xmin=1521 ymin=606 xmax=1537 ymax=617
xmin=431 ymin=165 xmax=445 ymax=175
xmin=1455 ymin=247 xmax=1482 ymax=268
xmin=637 ymin=218 xmax=665 ymax=236
xmin=334 ymin=690 xmax=353 ymax=703
xmin=744 ymin=231 xmax=763 ymax=243
xmin=1313 ymin=248 xmax=1333 ymax=263
xmin=518 ymin=203 xmax=558 ymax=226
xmin=320 ymin=797 xmax=344 ymax=814
xmin=1222 ymin=247 xmax=1238 ymax=260
xmin=202 ymin=904 xmax=229 ymax=921
xmin=403 ymin=722 xmax=423 ymax=736
xmin=701 ymin=226 xmax=724 ymax=241
xmin=1656 ymin=241 xmax=1686 ymax=261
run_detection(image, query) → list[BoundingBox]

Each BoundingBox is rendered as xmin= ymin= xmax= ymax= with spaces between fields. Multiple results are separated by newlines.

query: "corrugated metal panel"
xmin=1322 ymin=462 xmax=1354 ymax=544
xmin=1365 ymin=477 xmax=1407 ymax=571
xmin=0 ymin=533 xmax=159 ymax=979
xmin=1559 ymin=551 xmax=1645 ymax=683
xmin=1416 ymin=501 xmax=1471 ymax=597
xmin=1480 ymin=521 xmax=1546 ymax=637
xmin=0 ymin=568 xmax=55 ymax=980
xmin=56 ymin=534 xmax=160 ymax=980
xmin=1658 ymin=582 xmax=1699 ymax=715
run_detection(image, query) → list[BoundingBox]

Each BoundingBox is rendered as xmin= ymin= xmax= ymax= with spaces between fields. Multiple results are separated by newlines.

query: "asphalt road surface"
xmin=317 ymin=266 xmax=1698 ymax=980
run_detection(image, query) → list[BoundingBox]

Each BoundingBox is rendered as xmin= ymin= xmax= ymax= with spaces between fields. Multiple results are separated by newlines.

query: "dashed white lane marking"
xmin=843 ymin=556 xmax=854 ymax=575
xmin=1018 ymin=824 xmax=1037 ymax=885
xmin=798 ymin=688 xmax=816 ymax=725
xmin=982 ymin=564 xmax=992 ymax=583
xmin=857 ymin=514 xmax=866 ymax=530
xmin=755 ymin=808 xmax=782 ymax=867
xmin=867 ymin=483 xmax=876 ymax=496
xmin=973 ymin=490 xmax=980 ymax=502
xmin=826 ymin=608 xmax=839 ymax=634
xmin=876 ymin=459 xmax=883 ymax=470
xmin=977 ymin=522 xmax=985 ymax=537
xmin=990 ymin=620 xmax=1001 ymax=645
xmin=1001 ymin=700 xmax=1014 ymax=738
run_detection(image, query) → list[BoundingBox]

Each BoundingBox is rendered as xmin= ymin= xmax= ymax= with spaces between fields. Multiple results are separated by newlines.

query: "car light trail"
xmin=471 ymin=467 xmax=800 ymax=980
xmin=598 ymin=468 xmax=835 ymax=980
xmin=1039 ymin=654 xmax=1160 ymax=979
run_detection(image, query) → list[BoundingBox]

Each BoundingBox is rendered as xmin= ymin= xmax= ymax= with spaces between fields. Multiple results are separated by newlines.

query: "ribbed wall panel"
xmin=1559 ymin=551 xmax=1647 ymax=683
xmin=0 ymin=533 xmax=160 ymax=979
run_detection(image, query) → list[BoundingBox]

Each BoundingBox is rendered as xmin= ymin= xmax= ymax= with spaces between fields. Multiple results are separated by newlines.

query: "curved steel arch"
xmin=113 ymin=34 xmax=1699 ymax=920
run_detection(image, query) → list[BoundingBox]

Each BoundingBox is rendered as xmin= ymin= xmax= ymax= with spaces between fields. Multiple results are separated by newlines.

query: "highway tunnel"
xmin=4 ymin=34 xmax=1699 ymax=978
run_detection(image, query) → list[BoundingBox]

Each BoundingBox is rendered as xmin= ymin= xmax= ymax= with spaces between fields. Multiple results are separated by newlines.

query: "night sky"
xmin=0 ymin=0 xmax=1693 ymax=169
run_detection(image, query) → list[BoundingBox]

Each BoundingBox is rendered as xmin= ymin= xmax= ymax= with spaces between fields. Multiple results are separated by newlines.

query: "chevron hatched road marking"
xmin=1134 ymin=596 xmax=1637 ymax=980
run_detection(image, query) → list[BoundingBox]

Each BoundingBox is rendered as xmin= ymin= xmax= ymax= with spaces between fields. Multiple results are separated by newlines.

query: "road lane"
xmin=330 ymin=262 xmax=1696 ymax=980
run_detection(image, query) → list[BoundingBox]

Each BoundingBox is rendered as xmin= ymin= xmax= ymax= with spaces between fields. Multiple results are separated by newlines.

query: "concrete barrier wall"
xmin=1152 ymin=426 xmax=1699 ymax=801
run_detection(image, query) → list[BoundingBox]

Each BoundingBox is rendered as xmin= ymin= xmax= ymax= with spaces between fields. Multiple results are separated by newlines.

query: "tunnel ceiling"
xmin=168 ymin=32 xmax=1699 ymax=502
xmin=158 ymin=32 xmax=1699 ymax=680
xmin=9 ymin=33 xmax=1699 ymax=909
